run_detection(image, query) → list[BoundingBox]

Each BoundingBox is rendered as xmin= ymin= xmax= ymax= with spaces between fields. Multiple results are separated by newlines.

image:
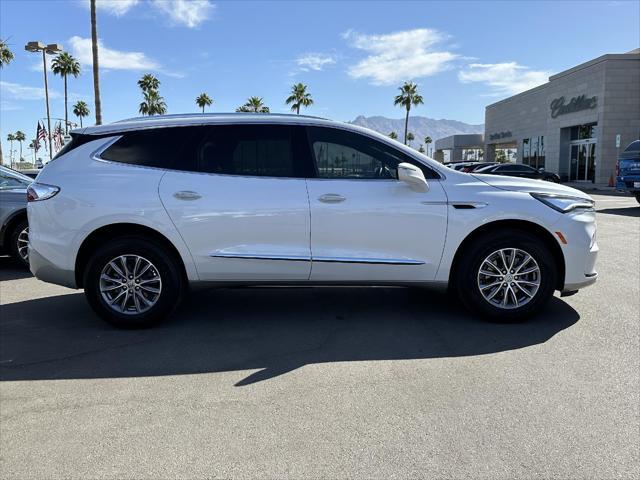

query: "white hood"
xmin=471 ymin=174 xmax=593 ymax=200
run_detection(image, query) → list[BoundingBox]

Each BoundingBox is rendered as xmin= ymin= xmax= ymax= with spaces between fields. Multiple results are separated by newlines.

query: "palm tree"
xmin=73 ymin=101 xmax=90 ymax=127
xmin=139 ymin=90 xmax=167 ymax=116
xmin=418 ymin=145 xmax=425 ymax=153
xmin=52 ymin=52 xmax=81 ymax=134
xmin=285 ymin=83 xmax=313 ymax=114
xmin=236 ymin=96 xmax=270 ymax=113
xmin=389 ymin=131 xmax=398 ymax=140
xmin=407 ymin=132 xmax=415 ymax=146
xmin=195 ymin=93 xmax=213 ymax=113
xmin=6 ymin=133 xmax=15 ymax=166
xmin=90 ymin=0 xmax=102 ymax=125
xmin=0 ymin=38 xmax=14 ymax=68
xmin=393 ymin=81 xmax=424 ymax=145
xmin=15 ymin=131 xmax=26 ymax=161
xmin=424 ymin=136 xmax=433 ymax=155
xmin=0 ymin=39 xmax=14 ymax=165
xmin=138 ymin=73 xmax=160 ymax=93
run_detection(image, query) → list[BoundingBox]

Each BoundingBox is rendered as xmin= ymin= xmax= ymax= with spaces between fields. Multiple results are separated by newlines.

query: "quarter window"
xmin=307 ymin=126 xmax=438 ymax=180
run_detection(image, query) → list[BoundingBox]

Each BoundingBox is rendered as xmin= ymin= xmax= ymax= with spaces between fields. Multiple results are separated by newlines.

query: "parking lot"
xmin=0 ymin=193 xmax=638 ymax=479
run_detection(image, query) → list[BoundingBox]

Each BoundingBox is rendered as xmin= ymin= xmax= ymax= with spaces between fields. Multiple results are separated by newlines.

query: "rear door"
xmin=159 ymin=124 xmax=313 ymax=281
xmin=304 ymin=126 xmax=448 ymax=282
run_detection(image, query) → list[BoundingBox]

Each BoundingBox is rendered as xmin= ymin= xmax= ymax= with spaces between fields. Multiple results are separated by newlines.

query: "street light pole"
xmin=25 ymin=41 xmax=62 ymax=161
xmin=41 ymin=48 xmax=53 ymax=159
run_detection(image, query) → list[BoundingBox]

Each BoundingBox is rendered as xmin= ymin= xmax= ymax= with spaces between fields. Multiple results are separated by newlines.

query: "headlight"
xmin=530 ymin=192 xmax=595 ymax=213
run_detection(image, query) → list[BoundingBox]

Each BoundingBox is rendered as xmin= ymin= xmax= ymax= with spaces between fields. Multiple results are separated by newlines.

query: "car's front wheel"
xmin=455 ymin=229 xmax=557 ymax=322
xmin=83 ymin=237 xmax=185 ymax=328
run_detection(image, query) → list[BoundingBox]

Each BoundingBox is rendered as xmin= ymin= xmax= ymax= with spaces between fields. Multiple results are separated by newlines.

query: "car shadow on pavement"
xmin=0 ymin=256 xmax=32 ymax=281
xmin=598 ymin=206 xmax=640 ymax=217
xmin=0 ymin=287 xmax=579 ymax=386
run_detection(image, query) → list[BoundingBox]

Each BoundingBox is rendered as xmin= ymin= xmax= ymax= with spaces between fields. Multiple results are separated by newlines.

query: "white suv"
xmin=28 ymin=114 xmax=598 ymax=328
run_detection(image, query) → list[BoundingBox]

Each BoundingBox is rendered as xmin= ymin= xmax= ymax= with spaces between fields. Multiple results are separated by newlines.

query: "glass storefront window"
xmin=522 ymin=136 xmax=545 ymax=169
xmin=523 ymin=138 xmax=530 ymax=166
xmin=570 ymin=124 xmax=597 ymax=141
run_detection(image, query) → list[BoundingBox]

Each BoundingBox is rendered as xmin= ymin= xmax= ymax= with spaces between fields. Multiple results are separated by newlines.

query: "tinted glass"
xmin=0 ymin=171 xmax=30 ymax=189
xmin=101 ymin=127 xmax=197 ymax=169
xmin=196 ymin=125 xmax=303 ymax=177
xmin=307 ymin=126 xmax=438 ymax=180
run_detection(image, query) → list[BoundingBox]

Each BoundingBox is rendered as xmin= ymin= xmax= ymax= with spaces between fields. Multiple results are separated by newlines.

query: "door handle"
xmin=173 ymin=191 xmax=202 ymax=201
xmin=318 ymin=193 xmax=346 ymax=204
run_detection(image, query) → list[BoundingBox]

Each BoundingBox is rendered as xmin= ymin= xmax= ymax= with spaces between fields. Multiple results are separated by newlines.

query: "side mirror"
xmin=397 ymin=162 xmax=429 ymax=192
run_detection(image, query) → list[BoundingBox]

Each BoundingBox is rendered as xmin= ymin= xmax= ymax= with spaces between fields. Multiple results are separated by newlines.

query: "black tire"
xmin=635 ymin=193 xmax=640 ymax=205
xmin=83 ymin=236 xmax=185 ymax=328
xmin=454 ymin=229 xmax=557 ymax=323
xmin=8 ymin=218 xmax=29 ymax=268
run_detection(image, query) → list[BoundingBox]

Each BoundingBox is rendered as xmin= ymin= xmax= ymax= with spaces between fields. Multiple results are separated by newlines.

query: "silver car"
xmin=0 ymin=165 xmax=31 ymax=266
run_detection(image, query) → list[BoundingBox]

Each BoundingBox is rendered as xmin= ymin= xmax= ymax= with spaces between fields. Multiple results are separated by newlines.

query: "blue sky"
xmin=1 ymin=0 xmax=639 ymax=160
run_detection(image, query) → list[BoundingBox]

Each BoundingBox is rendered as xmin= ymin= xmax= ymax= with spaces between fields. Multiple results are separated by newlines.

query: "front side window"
xmin=196 ymin=125 xmax=303 ymax=177
xmin=307 ymin=126 xmax=438 ymax=180
xmin=0 ymin=171 xmax=30 ymax=189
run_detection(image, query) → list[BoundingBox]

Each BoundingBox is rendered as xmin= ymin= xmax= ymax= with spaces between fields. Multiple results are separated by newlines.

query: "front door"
xmin=304 ymin=126 xmax=448 ymax=282
xmin=570 ymin=141 xmax=596 ymax=182
xmin=159 ymin=124 xmax=312 ymax=281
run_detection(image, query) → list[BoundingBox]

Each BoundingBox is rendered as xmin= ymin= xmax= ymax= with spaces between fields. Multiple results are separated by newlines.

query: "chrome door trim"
xmin=209 ymin=252 xmax=424 ymax=265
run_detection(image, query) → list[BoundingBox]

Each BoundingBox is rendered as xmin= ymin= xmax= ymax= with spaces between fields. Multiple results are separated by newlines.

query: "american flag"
xmin=53 ymin=122 xmax=63 ymax=152
xmin=36 ymin=121 xmax=47 ymax=151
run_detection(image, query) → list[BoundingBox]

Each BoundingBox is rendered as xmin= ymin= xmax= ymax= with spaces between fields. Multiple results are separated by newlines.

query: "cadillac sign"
xmin=550 ymin=95 xmax=597 ymax=118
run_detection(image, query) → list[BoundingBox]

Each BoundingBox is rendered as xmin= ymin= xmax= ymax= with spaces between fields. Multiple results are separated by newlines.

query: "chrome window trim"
xmin=209 ymin=252 xmax=425 ymax=265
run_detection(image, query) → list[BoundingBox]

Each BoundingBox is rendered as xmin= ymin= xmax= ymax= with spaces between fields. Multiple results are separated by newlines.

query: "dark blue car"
xmin=616 ymin=140 xmax=640 ymax=204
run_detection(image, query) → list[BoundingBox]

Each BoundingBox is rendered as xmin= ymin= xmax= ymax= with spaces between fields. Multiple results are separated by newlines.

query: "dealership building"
xmin=436 ymin=49 xmax=640 ymax=183
xmin=485 ymin=49 xmax=640 ymax=183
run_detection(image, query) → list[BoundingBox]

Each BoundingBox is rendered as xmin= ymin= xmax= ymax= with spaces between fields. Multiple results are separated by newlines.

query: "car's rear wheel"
xmin=83 ymin=236 xmax=184 ymax=328
xmin=455 ymin=229 xmax=557 ymax=322
xmin=9 ymin=219 xmax=29 ymax=267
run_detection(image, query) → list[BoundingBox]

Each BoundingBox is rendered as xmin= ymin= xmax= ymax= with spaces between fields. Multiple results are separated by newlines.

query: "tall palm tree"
xmin=393 ymin=81 xmax=424 ymax=145
xmin=15 ymin=131 xmax=26 ymax=162
xmin=236 ymin=97 xmax=270 ymax=113
xmin=285 ymin=83 xmax=313 ymax=114
xmin=0 ymin=39 xmax=14 ymax=165
xmin=195 ymin=93 xmax=213 ymax=113
xmin=424 ymin=136 xmax=433 ymax=156
xmin=6 ymin=133 xmax=15 ymax=166
xmin=73 ymin=101 xmax=90 ymax=127
xmin=52 ymin=52 xmax=81 ymax=134
xmin=139 ymin=90 xmax=167 ymax=116
xmin=138 ymin=74 xmax=160 ymax=93
xmin=389 ymin=131 xmax=398 ymax=140
xmin=90 ymin=0 xmax=102 ymax=125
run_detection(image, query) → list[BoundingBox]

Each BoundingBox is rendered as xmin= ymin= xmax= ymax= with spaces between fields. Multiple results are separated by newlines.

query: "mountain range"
xmin=350 ymin=115 xmax=484 ymax=146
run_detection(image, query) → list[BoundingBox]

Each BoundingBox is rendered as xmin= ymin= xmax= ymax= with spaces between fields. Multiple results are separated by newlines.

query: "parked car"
xmin=0 ymin=165 xmax=31 ymax=266
xmin=474 ymin=163 xmax=560 ymax=182
xmin=615 ymin=140 xmax=640 ymax=204
xmin=462 ymin=162 xmax=499 ymax=173
xmin=28 ymin=114 xmax=598 ymax=328
xmin=447 ymin=162 xmax=475 ymax=171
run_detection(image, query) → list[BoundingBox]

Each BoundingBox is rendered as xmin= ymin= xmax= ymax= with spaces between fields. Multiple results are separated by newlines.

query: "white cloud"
xmin=0 ymin=81 xmax=60 ymax=100
xmin=296 ymin=53 xmax=336 ymax=72
xmin=343 ymin=28 xmax=458 ymax=85
xmin=82 ymin=0 xmax=140 ymax=16
xmin=68 ymin=36 xmax=160 ymax=71
xmin=151 ymin=0 xmax=215 ymax=28
xmin=458 ymin=62 xmax=550 ymax=96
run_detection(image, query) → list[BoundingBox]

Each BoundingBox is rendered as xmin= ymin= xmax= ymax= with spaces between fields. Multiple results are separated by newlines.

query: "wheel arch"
xmin=75 ymin=223 xmax=188 ymax=288
xmin=449 ymin=219 xmax=565 ymax=291
xmin=1 ymin=208 xmax=27 ymax=247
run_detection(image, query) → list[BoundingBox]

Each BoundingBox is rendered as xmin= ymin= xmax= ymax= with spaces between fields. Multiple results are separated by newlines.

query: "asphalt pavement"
xmin=1 ymin=193 xmax=638 ymax=479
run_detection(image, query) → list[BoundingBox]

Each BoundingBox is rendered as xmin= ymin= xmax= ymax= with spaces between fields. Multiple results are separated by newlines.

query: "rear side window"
xmin=100 ymin=127 xmax=198 ymax=169
xmin=195 ymin=124 xmax=309 ymax=178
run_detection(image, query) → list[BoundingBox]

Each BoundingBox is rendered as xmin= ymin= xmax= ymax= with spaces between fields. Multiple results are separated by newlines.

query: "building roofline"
xmin=486 ymin=49 xmax=640 ymax=109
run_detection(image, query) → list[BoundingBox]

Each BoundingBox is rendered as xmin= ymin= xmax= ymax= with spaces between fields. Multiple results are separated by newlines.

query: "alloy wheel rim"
xmin=17 ymin=227 xmax=29 ymax=262
xmin=99 ymin=255 xmax=162 ymax=315
xmin=477 ymin=248 xmax=541 ymax=310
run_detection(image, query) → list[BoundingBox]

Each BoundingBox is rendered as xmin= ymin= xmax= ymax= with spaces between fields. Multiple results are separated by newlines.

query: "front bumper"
xmin=556 ymin=209 xmax=598 ymax=293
